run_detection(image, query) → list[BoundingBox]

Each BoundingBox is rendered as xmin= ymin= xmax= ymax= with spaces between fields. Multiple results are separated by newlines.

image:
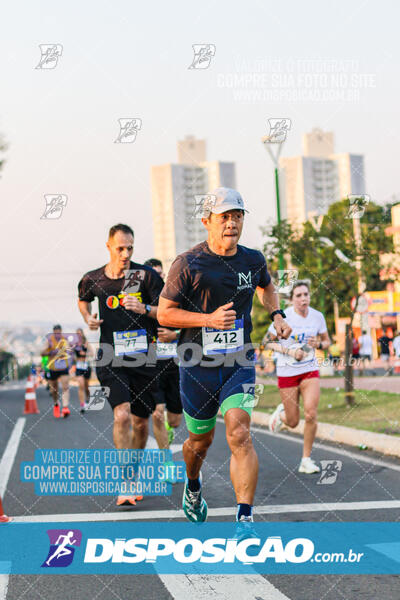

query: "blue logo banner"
xmin=0 ymin=522 xmax=400 ymax=574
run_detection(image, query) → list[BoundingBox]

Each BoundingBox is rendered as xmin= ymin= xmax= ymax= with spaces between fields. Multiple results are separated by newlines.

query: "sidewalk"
xmin=319 ymin=376 xmax=400 ymax=394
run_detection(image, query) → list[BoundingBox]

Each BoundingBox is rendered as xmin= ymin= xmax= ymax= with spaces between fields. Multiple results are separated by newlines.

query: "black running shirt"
xmin=78 ymin=262 xmax=164 ymax=352
xmin=161 ymin=241 xmax=271 ymax=348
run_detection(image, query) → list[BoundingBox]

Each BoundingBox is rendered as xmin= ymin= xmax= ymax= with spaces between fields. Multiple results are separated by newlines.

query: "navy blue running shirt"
xmin=161 ymin=241 xmax=271 ymax=348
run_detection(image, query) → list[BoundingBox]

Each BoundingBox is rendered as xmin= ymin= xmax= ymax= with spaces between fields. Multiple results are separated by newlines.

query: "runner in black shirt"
xmin=78 ymin=224 xmax=164 ymax=507
xmin=158 ymin=187 xmax=291 ymax=526
xmin=144 ymin=258 xmax=182 ymax=449
xmin=378 ymin=331 xmax=392 ymax=368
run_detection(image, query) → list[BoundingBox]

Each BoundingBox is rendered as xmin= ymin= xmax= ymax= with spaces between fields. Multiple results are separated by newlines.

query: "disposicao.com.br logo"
xmin=0 ymin=521 xmax=389 ymax=575
xmin=82 ymin=535 xmax=360 ymax=565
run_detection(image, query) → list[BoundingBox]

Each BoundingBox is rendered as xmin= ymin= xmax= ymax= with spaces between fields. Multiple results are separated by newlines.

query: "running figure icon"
xmin=45 ymin=531 xmax=77 ymax=566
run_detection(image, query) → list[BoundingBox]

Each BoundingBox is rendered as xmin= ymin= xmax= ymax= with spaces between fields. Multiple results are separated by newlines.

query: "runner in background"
xmin=78 ymin=224 xmax=164 ymax=507
xmin=266 ymin=280 xmax=330 ymax=474
xmin=393 ymin=331 xmax=400 ymax=361
xmin=328 ymin=335 xmax=341 ymax=373
xmin=40 ymin=325 xmax=74 ymax=418
xmin=144 ymin=258 xmax=182 ymax=447
xmin=359 ymin=330 xmax=373 ymax=374
xmin=378 ymin=329 xmax=393 ymax=372
xmin=74 ymin=328 xmax=94 ymax=414
xmin=41 ymin=354 xmax=51 ymax=392
xmin=352 ymin=335 xmax=361 ymax=373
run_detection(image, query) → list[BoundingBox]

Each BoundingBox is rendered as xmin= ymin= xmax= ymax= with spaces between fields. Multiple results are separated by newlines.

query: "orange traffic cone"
xmin=0 ymin=495 xmax=11 ymax=523
xmin=23 ymin=374 xmax=40 ymax=414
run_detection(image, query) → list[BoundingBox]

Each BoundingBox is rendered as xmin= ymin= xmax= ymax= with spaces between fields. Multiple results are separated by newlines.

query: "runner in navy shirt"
xmin=158 ymin=187 xmax=291 ymax=525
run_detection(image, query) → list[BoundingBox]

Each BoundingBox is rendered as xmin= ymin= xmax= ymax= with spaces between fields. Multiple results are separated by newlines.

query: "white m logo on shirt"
xmin=238 ymin=271 xmax=252 ymax=286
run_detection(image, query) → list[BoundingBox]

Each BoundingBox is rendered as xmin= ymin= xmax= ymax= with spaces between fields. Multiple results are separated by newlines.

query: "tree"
xmin=257 ymin=199 xmax=393 ymax=335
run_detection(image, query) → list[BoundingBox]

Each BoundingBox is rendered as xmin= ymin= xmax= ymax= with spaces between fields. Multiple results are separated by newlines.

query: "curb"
xmin=251 ymin=410 xmax=400 ymax=458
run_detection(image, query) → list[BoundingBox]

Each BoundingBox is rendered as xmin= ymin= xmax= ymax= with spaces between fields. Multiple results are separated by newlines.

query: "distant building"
xmin=381 ymin=203 xmax=400 ymax=293
xmin=280 ymin=128 xmax=365 ymax=226
xmin=151 ymin=135 xmax=236 ymax=270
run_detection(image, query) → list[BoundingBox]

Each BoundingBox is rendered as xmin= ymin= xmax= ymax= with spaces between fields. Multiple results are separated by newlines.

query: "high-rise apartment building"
xmin=151 ymin=135 xmax=236 ymax=270
xmin=280 ymin=128 xmax=365 ymax=225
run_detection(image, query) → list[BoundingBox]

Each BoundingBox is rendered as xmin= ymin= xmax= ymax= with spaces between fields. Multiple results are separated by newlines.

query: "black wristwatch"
xmin=270 ymin=309 xmax=286 ymax=321
xmin=144 ymin=304 xmax=151 ymax=314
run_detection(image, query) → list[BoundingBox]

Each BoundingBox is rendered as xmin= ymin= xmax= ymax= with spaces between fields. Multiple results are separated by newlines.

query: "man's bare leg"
xmin=60 ymin=375 xmax=69 ymax=408
xmin=152 ymin=404 xmax=169 ymax=449
xmin=49 ymin=379 xmax=59 ymax=404
xmin=131 ymin=414 xmax=149 ymax=450
xmin=224 ymin=408 xmax=258 ymax=504
xmin=113 ymin=403 xmax=134 ymax=448
xmin=183 ymin=429 xmax=214 ymax=478
xmin=167 ymin=410 xmax=182 ymax=429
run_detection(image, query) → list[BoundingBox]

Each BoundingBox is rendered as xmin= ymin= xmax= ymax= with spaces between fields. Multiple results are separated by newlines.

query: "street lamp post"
xmin=262 ymin=133 xmax=286 ymax=273
xmin=274 ymin=167 xmax=285 ymax=272
xmin=309 ymin=212 xmax=325 ymax=314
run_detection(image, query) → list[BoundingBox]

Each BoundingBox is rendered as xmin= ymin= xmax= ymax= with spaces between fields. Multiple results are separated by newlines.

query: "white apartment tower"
xmin=151 ymin=135 xmax=236 ymax=270
xmin=280 ymin=128 xmax=365 ymax=225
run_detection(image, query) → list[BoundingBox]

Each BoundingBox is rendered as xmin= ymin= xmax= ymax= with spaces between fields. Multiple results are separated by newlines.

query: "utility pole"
xmin=262 ymin=119 xmax=291 ymax=274
xmin=344 ymin=195 xmax=369 ymax=406
xmin=309 ymin=212 xmax=325 ymax=314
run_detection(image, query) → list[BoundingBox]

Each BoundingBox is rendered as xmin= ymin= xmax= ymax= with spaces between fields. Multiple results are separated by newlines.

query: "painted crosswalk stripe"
xmin=11 ymin=499 xmax=400 ymax=523
xmin=159 ymin=574 xmax=290 ymax=599
xmin=0 ymin=418 xmax=26 ymax=497
xmin=0 ymin=419 xmax=26 ymax=600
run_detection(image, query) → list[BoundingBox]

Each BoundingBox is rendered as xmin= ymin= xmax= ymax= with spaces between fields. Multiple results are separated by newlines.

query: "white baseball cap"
xmin=208 ymin=187 xmax=248 ymax=214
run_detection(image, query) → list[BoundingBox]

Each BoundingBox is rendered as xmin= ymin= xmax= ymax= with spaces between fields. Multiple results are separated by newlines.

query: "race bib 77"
xmin=113 ymin=329 xmax=148 ymax=356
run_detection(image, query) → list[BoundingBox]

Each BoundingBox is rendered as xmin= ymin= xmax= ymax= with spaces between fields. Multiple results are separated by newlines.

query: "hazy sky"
xmin=1 ymin=0 xmax=399 ymax=324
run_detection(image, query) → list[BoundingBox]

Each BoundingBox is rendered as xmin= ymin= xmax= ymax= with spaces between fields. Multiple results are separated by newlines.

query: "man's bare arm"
xmin=256 ymin=282 xmax=292 ymax=339
xmin=157 ymin=297 xmax=237 ymax=330
xmin=256 ymin=281 xmax=280 ymax=314
xmin=78 ymin=300 xmax=103 ymax=330
xmin=157 ymin=298 xmax=210 ymax=328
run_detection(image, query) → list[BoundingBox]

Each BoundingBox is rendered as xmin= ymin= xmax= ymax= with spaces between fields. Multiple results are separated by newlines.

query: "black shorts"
xmin=76 ymin=367 xmax=92 ymax=380
xmin=153 ymin=365 xmax=182 ymax=415
xmin=48 ymin=369 xmax=69 ymax=380
xmin=96 ymin=365 xmax=156 ymax=418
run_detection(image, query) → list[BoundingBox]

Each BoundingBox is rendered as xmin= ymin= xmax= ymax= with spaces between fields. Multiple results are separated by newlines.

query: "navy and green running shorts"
xmin=179 ymin=363 xmax=256 ymax=435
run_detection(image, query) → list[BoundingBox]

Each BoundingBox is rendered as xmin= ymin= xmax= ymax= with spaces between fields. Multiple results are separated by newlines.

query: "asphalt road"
xmin=1 ymin=382 xmax=400 ymax=599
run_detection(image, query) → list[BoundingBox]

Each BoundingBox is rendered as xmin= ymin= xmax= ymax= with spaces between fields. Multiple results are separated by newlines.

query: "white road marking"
xmin=0 ymin=384 xmax=25 ymax=391
xmin=0 ymin=565 xmax=11 ymax=600
xmin=159 ymin=574 xmax=289 ymax=600
xmin=11 ymin=499 xmax=400 ymax=523
xmin=0 ymin=418 xmax=26 ymax=497
xmin=0 ymin=419 xmax=26 ymax=600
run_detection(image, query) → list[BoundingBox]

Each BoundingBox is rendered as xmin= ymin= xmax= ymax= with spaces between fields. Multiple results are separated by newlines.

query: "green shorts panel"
xmin=183 ymin=411 xmax=217 ymax=435
xmin=220 ymin=393 xmax=254 ymax=418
